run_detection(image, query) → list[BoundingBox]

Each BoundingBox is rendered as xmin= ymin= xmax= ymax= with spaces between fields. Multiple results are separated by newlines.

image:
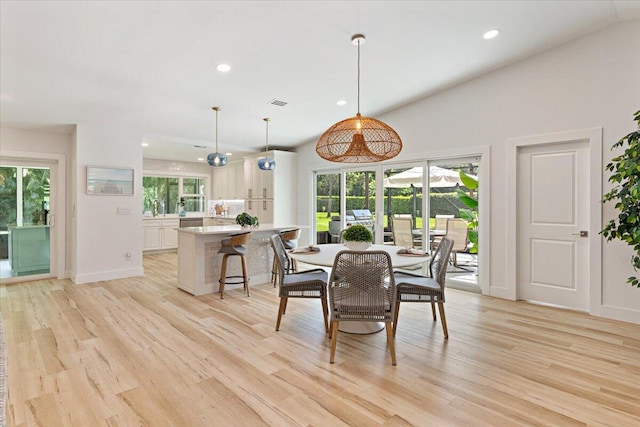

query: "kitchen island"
xmin=177 ymin=224 xmax=301 ymax=296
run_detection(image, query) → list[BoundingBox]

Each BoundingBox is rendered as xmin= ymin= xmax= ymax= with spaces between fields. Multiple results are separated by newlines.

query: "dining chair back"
xmin=272 ymin=228 xmax=301 ymax=287
xmin=393 ymin=237 xmax=454 ymax=339
xmin=328 ymin=250 xmax=397 ymax=365
xmin=392 ymin=216 xmax=414 ymax=249
xmin=270 ymin=234 xmax=329 ymax=333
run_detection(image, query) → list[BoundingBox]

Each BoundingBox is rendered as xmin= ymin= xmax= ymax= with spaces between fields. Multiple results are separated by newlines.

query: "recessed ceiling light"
xmin=337 ymin=100 xmax=347 ymax=106
xmin=197 ymin=157 xmax=205 ymax=161
xmin=216 ymin=64 xmax=231 ymax=72
xmin=225 ymin=152 xmax=233 ymax=156
xmin=141 ymin=142 xmax=149 ymax=147
xmin=483 ymin=29 xmax=500 ymax=40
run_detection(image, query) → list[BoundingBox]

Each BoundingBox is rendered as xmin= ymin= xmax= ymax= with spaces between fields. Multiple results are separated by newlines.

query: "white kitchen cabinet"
xmin=245 ymin=198 xmax=274 ymax=225
xmin=212 ymin=160 xmax=244 ymax=200
xmin=244 ymin=160 xmax=274 ymax=199
xmin=243 ymin=151 xmax=296 ymax=225
xmin=143 ymin=218 xmax=179 ymax=251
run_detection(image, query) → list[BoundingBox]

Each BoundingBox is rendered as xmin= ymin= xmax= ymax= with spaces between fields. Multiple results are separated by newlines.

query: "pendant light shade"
xmin=207 ymin=106 xmax=227 ymax=167
xmin=316 ymin=34 xmax=402 ymax=163
xmin=258 ymin=117 xmax=276 ymax=171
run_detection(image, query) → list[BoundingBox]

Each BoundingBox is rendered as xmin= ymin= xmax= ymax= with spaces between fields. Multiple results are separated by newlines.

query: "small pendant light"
xmin=207 ymin=106 xmax=227 ymax=167
xmin=258 ymin=117 xmax=276 ymax=171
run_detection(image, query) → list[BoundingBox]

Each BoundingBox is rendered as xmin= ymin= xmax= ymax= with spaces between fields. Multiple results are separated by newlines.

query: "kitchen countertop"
xmin=143 ymin=215 xmax=237 ymax=220
xmin=177 ymin=224 xmax=303 ymax=235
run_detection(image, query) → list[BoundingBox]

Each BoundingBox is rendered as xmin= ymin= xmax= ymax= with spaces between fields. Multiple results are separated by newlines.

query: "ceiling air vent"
xmin=268 ymin=98 xmax=288 ymax=107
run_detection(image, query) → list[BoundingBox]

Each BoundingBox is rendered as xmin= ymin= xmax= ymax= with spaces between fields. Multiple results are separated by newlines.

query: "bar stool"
xmin=218 ymin=231 xmax=252 ymax=299
xmin=272 ymin=228 xmax=300 ymax=287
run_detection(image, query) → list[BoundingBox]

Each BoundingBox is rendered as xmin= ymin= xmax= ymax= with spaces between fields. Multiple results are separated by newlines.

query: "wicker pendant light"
xmin=207 ymin=106 xmax=227 ymax=167
xmin=257 ymin=117 xmax=275 ymax=171
xmin=316 ymin=34 xmax=402 ymax=163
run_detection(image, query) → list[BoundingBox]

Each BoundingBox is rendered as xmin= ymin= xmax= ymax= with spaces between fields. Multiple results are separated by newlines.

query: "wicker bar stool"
xmin=272 ymin=228 xmax=300 ymax=287
xmin=218 ymin=231 xmax=252 ymax=299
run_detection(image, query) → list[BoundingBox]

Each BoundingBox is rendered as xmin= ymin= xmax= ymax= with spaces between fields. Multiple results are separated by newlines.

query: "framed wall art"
xmin=87 ymin=166 xmax=134 ymax=195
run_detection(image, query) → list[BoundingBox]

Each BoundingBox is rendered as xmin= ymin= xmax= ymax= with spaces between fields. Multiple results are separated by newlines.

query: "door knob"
xmin=571 ymin=230 xmax=588 ymax=237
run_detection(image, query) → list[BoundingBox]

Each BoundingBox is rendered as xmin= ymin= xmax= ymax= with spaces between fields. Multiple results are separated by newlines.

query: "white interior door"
xmin=517 ymin=141 xmax=590 ymax=310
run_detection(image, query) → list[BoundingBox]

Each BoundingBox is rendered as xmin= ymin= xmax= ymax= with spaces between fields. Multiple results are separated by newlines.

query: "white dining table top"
xmin=288 ymin=243 xmax=430 ymax=268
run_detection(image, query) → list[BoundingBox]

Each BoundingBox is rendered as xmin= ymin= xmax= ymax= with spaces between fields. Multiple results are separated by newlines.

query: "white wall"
xmin=73 ymin=122 xmax=144 ymax=283
xmin=296 ymin=20 xmax=640 ymax=323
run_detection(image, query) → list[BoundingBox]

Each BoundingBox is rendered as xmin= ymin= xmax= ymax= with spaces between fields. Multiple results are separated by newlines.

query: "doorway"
xmin=0 ymin=155 xmax=62 ymax=283
xmin=509 ymin=128 xmax=602 ymax=311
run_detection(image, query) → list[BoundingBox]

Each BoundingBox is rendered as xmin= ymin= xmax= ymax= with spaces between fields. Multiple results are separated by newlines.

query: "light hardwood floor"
xmin=2 ymin=252 xmax=640 ymax=426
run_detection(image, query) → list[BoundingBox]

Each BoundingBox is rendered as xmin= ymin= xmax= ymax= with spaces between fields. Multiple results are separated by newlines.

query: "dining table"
xmin=288 ymin=243 xmax=431 ymax=334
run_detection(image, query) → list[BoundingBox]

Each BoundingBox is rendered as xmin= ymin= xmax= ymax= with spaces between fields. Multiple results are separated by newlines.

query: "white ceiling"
xmin=2 ymin=1 xmax=639 ymax=163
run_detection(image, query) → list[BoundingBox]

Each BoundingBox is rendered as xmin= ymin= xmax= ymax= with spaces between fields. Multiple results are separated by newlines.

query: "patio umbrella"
xmin=383 ymin=166 xmax=476 ymax=188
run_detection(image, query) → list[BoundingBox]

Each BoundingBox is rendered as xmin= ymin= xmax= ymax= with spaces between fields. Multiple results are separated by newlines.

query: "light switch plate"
xmin=117 ymin=207 xmax=132 ymax=215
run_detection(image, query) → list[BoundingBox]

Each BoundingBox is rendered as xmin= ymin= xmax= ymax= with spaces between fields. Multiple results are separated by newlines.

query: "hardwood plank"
xmin=2 ymin=252 xmax=640 ymax=426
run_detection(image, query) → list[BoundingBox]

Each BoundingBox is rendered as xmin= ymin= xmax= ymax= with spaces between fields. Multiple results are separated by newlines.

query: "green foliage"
xmin=0 ymin=167 xmax=17 ymax=230
xmin=342 ymin=224 xmax=373 ymax=242
xmin=316 ymin=194 xmax=465 ymax=216
xmin=235 ymin=212 xmax=259 ymax=228
xmin=601 ymin=110 xmax=640 ymax=287
xmin=0 ymin=167 xmax=49 ymax=228
xmin=456 ymin=171 xmax=479 ymax=254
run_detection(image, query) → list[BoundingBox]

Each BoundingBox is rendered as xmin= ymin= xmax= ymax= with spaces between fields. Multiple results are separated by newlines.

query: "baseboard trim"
xmin=72 ymin=267 xmax=144 ymax=285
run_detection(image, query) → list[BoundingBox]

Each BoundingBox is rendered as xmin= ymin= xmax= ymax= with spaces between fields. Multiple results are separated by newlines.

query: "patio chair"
xmin=393 ymin=237 xmax=454 ymax=339
xmin=430 ymin=214 xmax=453 ymax=252
xmin=270 ymin=234 xmax=329 ymax=332
xmin=392 ymin=216 xmax=414 ymax=249
xmin=446 ymin=218 xmax=473 ymax=270
xmin=328 ymin=250 xmax=397 ymax=365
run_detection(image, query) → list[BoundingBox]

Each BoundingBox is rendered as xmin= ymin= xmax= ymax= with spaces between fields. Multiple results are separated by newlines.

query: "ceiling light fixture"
xmin=316 ymin=34 xmax=402 ymax=163
xmin=216 ymin=64 xmax=231 ymax=72
xmin=258 ymin=118 xmax=275 ymax=171
xmin=483 ymin=29 xmax=500 ymax=39
xmin=336 ymin=100 xmax=347 ymax=106
xmin=207 ymin=107 xmax=227 ymax=167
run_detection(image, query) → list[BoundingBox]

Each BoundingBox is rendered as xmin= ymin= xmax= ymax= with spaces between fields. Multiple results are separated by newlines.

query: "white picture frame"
xmin=86 ymin=166 xmax=134 ymax=195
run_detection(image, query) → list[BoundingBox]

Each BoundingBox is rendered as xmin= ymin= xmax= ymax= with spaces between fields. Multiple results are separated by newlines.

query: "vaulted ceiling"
xmin=2 ymin=1 xmax=639 ymax=162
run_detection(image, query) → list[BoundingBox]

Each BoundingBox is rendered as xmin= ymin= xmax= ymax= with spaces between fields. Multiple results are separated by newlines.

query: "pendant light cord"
xmin=357 ymin=38 xmax=361 ymax=115
xmin=264 ymin=118 xmax=270 ymax=155
xmin=213 ymin=106 xmax=220 ymax=153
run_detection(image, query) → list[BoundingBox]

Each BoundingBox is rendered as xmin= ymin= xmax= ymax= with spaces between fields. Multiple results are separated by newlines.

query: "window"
xmin=143 ymin=175 xmax=207 ymax=215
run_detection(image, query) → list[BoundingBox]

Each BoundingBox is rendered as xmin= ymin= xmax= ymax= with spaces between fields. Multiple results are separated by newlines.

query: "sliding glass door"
xmin=0 ymin=164 xmax=52 ymax=279
xmin=312 ymin=155 xmax=481 ymax=291
xmin=315 ymin=172 xmax=341 ymax=243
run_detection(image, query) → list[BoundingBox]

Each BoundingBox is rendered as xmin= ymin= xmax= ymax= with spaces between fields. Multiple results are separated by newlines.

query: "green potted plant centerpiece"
xmin=236 ymin=212 xmax=259 ymax=228
xmin=342 ymin=224 xmax=373 ymax=251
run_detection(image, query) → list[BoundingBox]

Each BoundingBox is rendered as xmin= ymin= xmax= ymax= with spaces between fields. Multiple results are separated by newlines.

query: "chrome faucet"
xmin=152 ymin=199 xmax=159 ymax=217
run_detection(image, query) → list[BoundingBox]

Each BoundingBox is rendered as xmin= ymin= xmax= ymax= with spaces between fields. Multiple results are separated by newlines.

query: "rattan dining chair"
xmin=270 ymin=234 xmax=329 ymax=333
xmin=272 ymin=228 xmax=301 ymax=287
xmin=328 ymin=250 xmax=397 ymax=365
xmin=393 ymin=237 xmax=454 ymax=339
